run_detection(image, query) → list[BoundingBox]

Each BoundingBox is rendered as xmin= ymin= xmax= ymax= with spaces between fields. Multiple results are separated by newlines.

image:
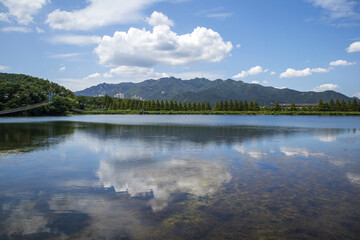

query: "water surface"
xmin=0 ymin=115 xmax=359 ymax=239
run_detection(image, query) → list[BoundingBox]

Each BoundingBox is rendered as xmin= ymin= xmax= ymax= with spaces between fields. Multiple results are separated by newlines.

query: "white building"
xmin=114 ymin=92 xmax=125 ymax=99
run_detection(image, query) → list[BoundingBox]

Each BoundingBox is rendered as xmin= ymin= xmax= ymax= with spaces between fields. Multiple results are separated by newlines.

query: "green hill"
xmin=0 ymin=72 xmax=75 ymax=115
xmin=75 ymin=77 xmax=354 ymax=106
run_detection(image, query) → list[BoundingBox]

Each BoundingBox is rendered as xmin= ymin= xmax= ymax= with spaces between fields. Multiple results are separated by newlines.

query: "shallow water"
xmin=0 ymin=115 xmax=359 ymax=239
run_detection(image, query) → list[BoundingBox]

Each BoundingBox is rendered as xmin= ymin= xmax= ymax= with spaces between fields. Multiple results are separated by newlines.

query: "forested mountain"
xmin=0 ymin=73 xmax=75 ymax=113
xmin=75 ymin=77 xmax=353 ymax=106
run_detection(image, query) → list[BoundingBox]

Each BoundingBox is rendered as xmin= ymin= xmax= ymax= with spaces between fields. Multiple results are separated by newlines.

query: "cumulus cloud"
xmin=279 ymin=67 xmax=329 ymax=78
xmin=46 ymin=0 xmax=162 ymax=31
xmin=1 ymin=26 xmax=31 ymax=33
xmin=346 ymin=41 xmax=360 ymax=52
xmin=236 ymin=44 xmax=241 ymax=48
xmin=232 ymin=66 xmax=267 ymax=79
xmin=307 ymin=0 xmax=357 ymax=19
xmin=0 ymin=0 xmax=48 ymax=25
xmin=312 ymin=83 xmax=338 ymax=92
xmin=329 ymin=59 xmax=356 ymax=66
xmin=270 ymin=71 xmax=276 ymax=75
xmin=59 ymin=66 xmax=66 ymax=71
xmin=146 ymin=11 xmax=173 ymax=26
xmin=94 ymin=13 xmax=232 ymax=68
xmin=49 ymin=34 xmax=101 ymax=46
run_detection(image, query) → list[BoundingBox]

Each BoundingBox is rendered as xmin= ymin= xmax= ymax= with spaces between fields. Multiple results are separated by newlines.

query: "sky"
xmin=0 ymin=0 xmax=359 ymax=97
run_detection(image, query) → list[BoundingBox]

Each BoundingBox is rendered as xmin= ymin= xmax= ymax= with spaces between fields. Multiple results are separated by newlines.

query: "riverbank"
xmin=69 ymin=109 xmax=360 ymax=116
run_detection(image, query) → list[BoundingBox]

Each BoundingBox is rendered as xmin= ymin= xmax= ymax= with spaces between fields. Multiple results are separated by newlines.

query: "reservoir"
xmin=0 ymin=115 xmax=359 ymax=239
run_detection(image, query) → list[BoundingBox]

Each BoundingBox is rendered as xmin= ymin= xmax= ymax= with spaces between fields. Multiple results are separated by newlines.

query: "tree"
xmin=243 ymin=100 xmax=248 ymax=111
xmin=229 ymin=99 xmax=233 ymax=111
xmin=340 ymin=99 xmax=347 ymax=111
xmin=196 ymin=102 xmax=201 ymax=111
xmin=165 ymin=100 xmax=169 ymax=111
xmin=254 ymin=100 xmax=260 ymax=111
xmin=238 ymin=100 xmax=244 ymax=111
xmin=234 ymin=100 xmax=239 ymax=111
xmin=219 ymin=100 xmax=224 ymax=111
xmin=352 ymin=99 xmax=359 ymax=112
xmin=347 ymin=100 xmax=352 ymax=112
xmin=201 ymin=101 xmax=205 ymax=111
xmin=213 ymin=101 xmax=219 ymax=111
xmin=335 ymin=99 xmax=341 ymax=111
xmin=273 ymin=101 xmax=281 ymax=111
xmin=317 ymin=99 xmax=324 ymax=111
xmin=290 ymin=102 xmax=296 ymax=111
xmin=329 ymin=99 xmax=335 ymax=111
xmin=155 ymin=100 xmax=160 ymax=111
xmin=205 ymin=101 xmax=211 ymax=110
xmin=248 ymin=101 xmax=254 ymax=111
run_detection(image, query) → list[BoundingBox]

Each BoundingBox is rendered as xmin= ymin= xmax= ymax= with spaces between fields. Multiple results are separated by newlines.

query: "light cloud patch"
xmin=94 ymin=12 xmax=232 ymax=68
xmin=46 ymin=0 xmax=162 ymax=31
xmin=1 ymin=26 xmax=31 ymax=33
xmin=329 ymin=59 xmax=356 ymax=66
xmin=49 ymin=35 xmax=101 ymax=46
xmin=346 ymin=41 xmax=360 ymax=52
xmin=280 ymin=147 xmax=325 ymax=158
xmin=279 ymin=67 xmax=329 ymax=78
xmin=49 ymin=52 xmax=83 ymax=59
xmin=0 ymin=65 xmax=9 ymax=71
xmin=307 ymin=0 xmax=357 ymax=19
xmin=0 ymin=0 xmax=48 ymax=25
xmin=232 ymin=66 xmax=267 ymax=79
xmin=312 ymin=83 xmax=338 ymax=92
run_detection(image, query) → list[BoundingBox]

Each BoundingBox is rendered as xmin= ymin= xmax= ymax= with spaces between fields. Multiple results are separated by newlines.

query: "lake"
xmin=0 ymin=115 xmax=360 ymax=239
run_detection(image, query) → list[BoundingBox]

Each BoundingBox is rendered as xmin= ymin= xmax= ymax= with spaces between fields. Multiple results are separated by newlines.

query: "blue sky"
xmin=0 ymin=0 xmax=359 ymax=97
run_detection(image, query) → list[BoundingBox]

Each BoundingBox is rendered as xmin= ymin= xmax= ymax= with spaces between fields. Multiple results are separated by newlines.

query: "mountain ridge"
xmin=75 ymin=77 xmax=354 ymax=106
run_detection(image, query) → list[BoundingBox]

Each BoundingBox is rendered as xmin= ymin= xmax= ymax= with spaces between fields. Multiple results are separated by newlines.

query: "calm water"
xmin=0 ymin=115 xmax=360 ymax=239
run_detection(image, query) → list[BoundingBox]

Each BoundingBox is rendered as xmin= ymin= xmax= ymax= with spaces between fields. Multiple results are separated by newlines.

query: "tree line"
xmin=77 ymin=95 xmax=360 ymax=112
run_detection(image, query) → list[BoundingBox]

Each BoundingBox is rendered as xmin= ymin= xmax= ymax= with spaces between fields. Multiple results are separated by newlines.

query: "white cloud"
xmin=49 ymin=35 xmax=101 ymax=46
xmin=262 ymin=80 xmax=269 ymax=84
xmin=352 ymin=92 xmax=360 ymax=98
xmin=35 ymin=27 xmax=44 ymax=33
xmin=49 ymin=52 xmax=83 ymax=59
xmin=46 ymin=0 xmax=162 ymax=31
xmin=279 ymin=67 xmax=329 ymax=78
xmin=329 ymin=59 xmax=356 ymax=66
xmin=206 ymin=12 xmax=233 ymax=19
xmin=59 ymin=66 xmax=66 ymax=71
xmin=251 ymin=80 xmax=260 ymax=84
xmin=346 ymin=41 xmax=360 ymax=52
xmin=1 ymin=26 xmax=31 ymax=33
xmin=146 ymin=11 xmax=173 ymax=26
xmin=94 ymin=13 xmax=232 ymax=68
xmin=103 ymin=66 xmax=168 ymax=79
xmin=232 ymin=66 xmax=267 ymax=79
xmin=236 ymin=44 xmax=241 ymax=48
xmin=270 ymin=71 xmax=276 ymax=75
xmin=312 ymin=83 xmax=338 ymax=92
xmin=84 ymin=72 xmax=102 ymax=80
xmin=0 ymin=12 xmax=9 ymax=22
xmin=307 ymin=0 xmax=357 ymax=19
xmin=0 ymin=65 xmax=9 ymax=71
xmin=0 ymin=0 xmax=48 ymax=25
xmin=161 ymin=71 xmax=223 ymax=80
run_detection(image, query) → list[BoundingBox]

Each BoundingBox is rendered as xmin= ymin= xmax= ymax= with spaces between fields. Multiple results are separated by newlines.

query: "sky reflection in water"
xmin=0 ymin=116 xmax=360 ymax=239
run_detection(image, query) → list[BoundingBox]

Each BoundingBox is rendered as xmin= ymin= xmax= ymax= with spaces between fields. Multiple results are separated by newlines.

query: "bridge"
xmin=0 ymin=101 xmax=50 ymax=116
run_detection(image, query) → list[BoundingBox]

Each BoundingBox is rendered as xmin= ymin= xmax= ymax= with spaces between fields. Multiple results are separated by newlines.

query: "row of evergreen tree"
xmin=78 ymin=95 xmax=360 ymax=112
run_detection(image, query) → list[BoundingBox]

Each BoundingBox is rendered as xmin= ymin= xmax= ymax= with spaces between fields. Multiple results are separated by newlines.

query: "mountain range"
xmin=75 ymin=77 xmax=354 ymax=106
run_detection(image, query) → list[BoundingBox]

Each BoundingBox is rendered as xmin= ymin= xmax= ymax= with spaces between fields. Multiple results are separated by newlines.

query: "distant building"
xmin=114 ymin=92 xmax=125 ymax=99
xmin=131 ymin=94 xmax=143 ymax=100
xmin=279 ymin=103 xmax=317 ymax=107
xmin=96 ymin=93 xmax=105 ymax=97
